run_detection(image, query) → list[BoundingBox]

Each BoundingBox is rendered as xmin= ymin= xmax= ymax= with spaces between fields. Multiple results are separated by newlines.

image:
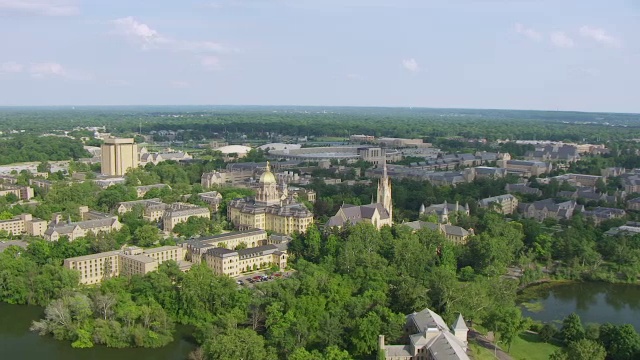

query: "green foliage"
xmin=561 ymin=313 xmax=585 ymax=344
xmin=0 ymin=135 xmax=90 ymax=164
xmin=539 ymin=323 xmax=558 ymax=343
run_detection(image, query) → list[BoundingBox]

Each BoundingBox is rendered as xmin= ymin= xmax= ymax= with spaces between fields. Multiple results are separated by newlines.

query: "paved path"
xmin=468 ymin=329 xmax=512 ymax=360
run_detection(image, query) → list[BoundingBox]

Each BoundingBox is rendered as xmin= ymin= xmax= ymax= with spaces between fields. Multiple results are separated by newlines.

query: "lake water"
xmin=0 ymin=303 xmax=196 ymax=360
xmin=520 ymin=282 xmax=640 ymax=331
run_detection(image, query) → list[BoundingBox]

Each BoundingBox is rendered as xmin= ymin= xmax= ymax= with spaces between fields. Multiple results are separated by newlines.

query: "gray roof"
xmin=452 ymin=314 xmax=468 ymax=331
xmin=195 ymin=229 xmax=266 ymax=242
xmin=45 ymin=216 xmax=119 ymax=236
xmin=326 ymin=203 xmax=390 ymax=227
xmin=0 ymin=240 xmax=28 ymax=253
xmin=478 ymin=194 xmax=516 ymax=206
xmin=403 ymin=221 xmax=469 ymax=237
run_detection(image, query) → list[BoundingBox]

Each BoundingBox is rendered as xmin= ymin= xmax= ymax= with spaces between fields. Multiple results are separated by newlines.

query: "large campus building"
xmin=227 ymin=162 xmax=313 ymax=235
xmin=380 ymin=308 xmax=469 ymax=360
xmin=326 ymin=160 xmax=393 ymax=229
xmin=0 ymin=214 xmax=47 ymax=237
xmin=63 ymin=245 xmax=188 ymax=285
xmin=44 ymin=208 xmax=122 ymax=241
xmin=101 ymin=137 xmax=138 ymax=176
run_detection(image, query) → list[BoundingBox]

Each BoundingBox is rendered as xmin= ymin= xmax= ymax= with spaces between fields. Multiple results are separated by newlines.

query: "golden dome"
xmin=259 ymin=161 xmax=276 ymax=184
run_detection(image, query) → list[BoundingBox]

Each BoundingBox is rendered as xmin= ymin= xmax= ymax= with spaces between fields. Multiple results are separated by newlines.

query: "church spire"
xmin=377 ymin=150 xmax=393 ymax=221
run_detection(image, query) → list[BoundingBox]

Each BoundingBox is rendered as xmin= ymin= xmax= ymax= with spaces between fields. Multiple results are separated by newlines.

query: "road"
xmin=468 ymin=329 xmax=513 ymax=360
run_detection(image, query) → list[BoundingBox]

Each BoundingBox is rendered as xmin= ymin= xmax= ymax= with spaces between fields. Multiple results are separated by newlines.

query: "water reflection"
xmin=521 ymin=282 xmax=640 ymax=331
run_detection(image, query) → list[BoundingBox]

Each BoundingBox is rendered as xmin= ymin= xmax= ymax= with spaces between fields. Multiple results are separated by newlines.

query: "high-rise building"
xmin=101 ymin=137 xmax=138 ymax=176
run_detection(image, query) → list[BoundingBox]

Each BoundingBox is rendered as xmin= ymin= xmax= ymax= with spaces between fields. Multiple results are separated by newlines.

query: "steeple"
xmin=376 ymin=152 xmax=393 ymax=222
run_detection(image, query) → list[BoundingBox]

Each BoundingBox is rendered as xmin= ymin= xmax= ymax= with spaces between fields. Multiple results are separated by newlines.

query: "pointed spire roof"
xmin=452 ymin=314 xmax=468 ymax=331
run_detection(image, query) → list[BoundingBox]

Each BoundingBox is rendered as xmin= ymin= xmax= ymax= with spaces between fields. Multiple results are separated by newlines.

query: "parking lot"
xmin=236 ymin=270 xmax=294 ymax=287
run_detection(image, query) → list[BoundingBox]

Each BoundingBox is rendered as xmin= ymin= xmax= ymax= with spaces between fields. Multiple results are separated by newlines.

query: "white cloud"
xmin=550 ymin=32 xmax=574 ymax=48
xmin=0 ymin=0 xmax=78 ymax=16
xmin=514 ymin=23 xmax=542 ymax=41
xmin=201 ymin=56 xmax=222 ymax=71
xmin=111 ymin=17 xmax=168 ymax=48
xmin=402 ymin=58 xmax=419 ymax=72
xmin=29 ymin=62 xmax=66 ymax=77
xmin=579 ymin=26 xmax=622 ymax=48
xmin=111 ymin=17 xmax=229 ymax=53
xmin=346 ymin=73 xmax=360 ymax=80
xmin=0 ymin=61 xmax=24 ymax=73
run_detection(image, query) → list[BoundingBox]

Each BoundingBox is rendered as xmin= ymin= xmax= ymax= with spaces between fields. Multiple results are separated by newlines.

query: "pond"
xmin=0 ymin=303 xmax=196 ymax=360
xmin=520 ymin=282 xmax=640 ymax=331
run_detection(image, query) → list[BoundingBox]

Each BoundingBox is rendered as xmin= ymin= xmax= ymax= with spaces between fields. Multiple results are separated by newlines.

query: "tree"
xmin=561 ymin=313 xmax=585 ymax=343
xmin=565 ymin=339 xmax=606 ymax=360
xmin=539 ymin=323 xmax=558 ymax=343
xmin=484 ymin=306 xmax=529 ymax=352
xmin=599 ymin=323 xmax=640 ymax=360
xmin=202 ymin=328 xmax=274 ymax=360
xmin=133 ymin=225 xmax=160 ymax=247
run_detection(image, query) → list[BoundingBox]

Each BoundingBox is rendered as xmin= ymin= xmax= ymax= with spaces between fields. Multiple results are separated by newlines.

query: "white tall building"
xmin=101 ymin=137 xmax=138 ymax=176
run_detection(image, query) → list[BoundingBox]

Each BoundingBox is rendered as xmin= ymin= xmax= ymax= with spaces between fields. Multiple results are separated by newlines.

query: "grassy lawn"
xmin=507 ymin=332 xmax=561 ymax=360
xmin=468 ymin=341 xmax=497 ymax=360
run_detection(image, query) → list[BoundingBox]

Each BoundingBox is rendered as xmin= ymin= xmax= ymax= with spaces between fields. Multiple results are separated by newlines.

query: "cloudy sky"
xmin=0 ymin=0 xmax=638 ymax=112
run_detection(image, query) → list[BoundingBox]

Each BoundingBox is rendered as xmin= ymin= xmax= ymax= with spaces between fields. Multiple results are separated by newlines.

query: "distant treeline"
xmin=0 ymin=106 xmax=638 ymax=143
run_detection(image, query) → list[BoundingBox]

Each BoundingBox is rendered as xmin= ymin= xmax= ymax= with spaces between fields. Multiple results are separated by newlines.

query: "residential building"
xmin=604 ymin=222 xmax=640 ymax=236
xmin=162 ymin=203 xmax=210 ymax=232
xmin=0 ymin=183 xmax=34 ymax=200
xmin=135 ymin=183 xmax=171 ymax=198
xmin=403 ymin=221 xmax=472 ymax=245
xmin=101 ymin=137 xmax=138 ymax=176
xmin=525 ymin=144 xmax=581 ymax=163
xmin=198 ymin=191 xmax=223 ymax=211
xmin=478 ymin=194 xmax=519 ymax=215
xmin=44 ymin=209 xmax=122 ymax=241
xmin=379 ymin=308 xmax=469 ymax=360
xmin=28 ymin=178 xmax=54 ymax=191
xmin=627 ymin=197 xmax=640 ymax=211
xmin=602 ymin=167 xmax=626 ymax=178
xmin=138 ymin=148 xmax=193 ymax=166
xmin=518 ymin=199 xmax=583 ymax=221
xmin=557 ymin=187 xmax=624 ymax=205
xmin=582 ymin=207 xmax=626 ymax=225
xmin=552 ymin=173 xmax=605 ymax=187
xmin=0 ymin=240 xmax=28 ymax=253
xmin=505 ymin=183 xmax=542 ymax=196
xmin=497 ymin=159 xmax=552 ymax=177
xmin=63 ymin=245 xmax=187 ymax=285
xmin=116 ymin=198 xmax=167 ymax=222
xmin=203 ymin=244 xmax=288 ymax=277
xmin=201 ymin=169 xmax=255 ymax=187
xmin=326 ymin=160 xmax=392 ymax=230
xmin=419 ymin=201 xmax=470 ymax=224
xmin=228 ymin=162 xmax=313 ymax=234
xmin=0 ymin=214 xmax=47 ymax=237
xmin=182 ymin=229 xmax=268 ymax=264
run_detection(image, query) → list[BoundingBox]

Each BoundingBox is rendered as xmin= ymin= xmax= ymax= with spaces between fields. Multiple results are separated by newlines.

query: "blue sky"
xmin=0 ymin=0 xmax=638 ymax=112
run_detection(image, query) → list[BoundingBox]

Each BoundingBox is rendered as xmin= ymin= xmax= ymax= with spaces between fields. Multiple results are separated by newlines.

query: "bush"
xmin=540 ymin=323 xmax=558 ymax=343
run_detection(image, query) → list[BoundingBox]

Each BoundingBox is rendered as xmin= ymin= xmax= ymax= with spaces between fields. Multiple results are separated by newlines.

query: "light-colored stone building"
xmin=63 ymin=245 xmax=188 ymax=285
xmin=380 ymin=308 xmax=469 ymax=360
xmin=228 ymin=162 xmax=313 ymax=235
xmin=478 ymin=194 xmax=519 ymax=215
xmin=162 ymin=203 xmax=210 ymax=232
xmin=182 ymin=229 xmax=268 ymax=264
xmin=419 ymin=201 xmax=470 ymax=224
xmin=326 ymin=161 xmax=393 ymax=230
xmin=203 ymin=244 xmax=288 ymax=277
xmin=198 ymin=191 xmax=223 ymax=211
xmin=44 ymin=209 xmax=122 ymax=241
xmin=403 ymin=221 xmax=472 ymax=245
xmin=0 ymin=214 xmax=47 ymax=237
xmin=101 ymin=137 xmax=138 ymax=176
xmin=518 ymin=199 xmax=583 ymax=221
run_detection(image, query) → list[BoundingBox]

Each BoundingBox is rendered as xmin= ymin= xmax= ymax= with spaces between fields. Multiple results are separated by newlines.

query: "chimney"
xmin=378 ymin=334 xmax=385 ymax=351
